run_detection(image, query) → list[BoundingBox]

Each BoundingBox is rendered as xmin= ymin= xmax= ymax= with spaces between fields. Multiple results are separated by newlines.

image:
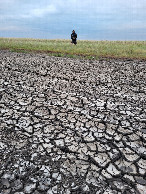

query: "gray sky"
xmin=0 ymin=0 xmax=146 ymax=40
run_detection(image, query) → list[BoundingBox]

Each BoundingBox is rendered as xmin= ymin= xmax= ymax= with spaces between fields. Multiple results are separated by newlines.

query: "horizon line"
xmin=0 ymin=37 xmax=146 ymax=42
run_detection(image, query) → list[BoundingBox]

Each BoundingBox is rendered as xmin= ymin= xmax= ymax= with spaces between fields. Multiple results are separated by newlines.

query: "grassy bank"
xmin=0 ymin=38 xmax=146 ymax=60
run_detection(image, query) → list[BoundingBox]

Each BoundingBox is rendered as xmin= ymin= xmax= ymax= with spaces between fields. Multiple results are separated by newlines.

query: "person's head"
xmin=72 ymin=30 xmax=75 ymax=33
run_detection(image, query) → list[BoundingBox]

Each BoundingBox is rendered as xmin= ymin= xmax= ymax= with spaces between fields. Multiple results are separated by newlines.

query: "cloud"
xmin=109 ymin=21 xmax=146 ymax=30
xmin=0 ymin=26 xmax=25 ymax=31
xmin=1 ymin=0 xmax=146 ymax=20
xmin=0 ymin=0 xmax=16 ymax=6
xmin=0 ymin=0 xmax=146 ymax=40
xmin=21 ymin=4 xmax=58 ymax=18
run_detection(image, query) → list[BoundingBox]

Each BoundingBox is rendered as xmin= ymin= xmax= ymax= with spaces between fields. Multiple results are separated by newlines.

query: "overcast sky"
xmin=0 ymin=0 xmax=146 ymax=40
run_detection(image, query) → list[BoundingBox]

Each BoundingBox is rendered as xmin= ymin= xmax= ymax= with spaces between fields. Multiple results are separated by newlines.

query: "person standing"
xmin=71 ymin=30 xmax=77 ymax=45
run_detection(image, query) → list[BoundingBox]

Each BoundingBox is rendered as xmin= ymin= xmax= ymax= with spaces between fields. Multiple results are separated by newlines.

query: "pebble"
xmin=24 ymin=183 xmax=36 ymax=193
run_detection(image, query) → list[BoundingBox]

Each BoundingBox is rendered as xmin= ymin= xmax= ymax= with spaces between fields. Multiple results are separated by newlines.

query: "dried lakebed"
xmin=0 ymin=50 xmax=146 ymax=194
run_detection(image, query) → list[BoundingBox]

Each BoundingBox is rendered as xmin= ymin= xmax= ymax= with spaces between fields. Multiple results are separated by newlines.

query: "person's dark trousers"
xmin=72 ymin=39 xmax=77 ymax=45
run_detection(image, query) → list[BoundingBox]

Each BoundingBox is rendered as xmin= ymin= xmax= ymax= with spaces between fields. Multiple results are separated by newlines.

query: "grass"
xmin=0 ymin=37 xmax=146 ymax=60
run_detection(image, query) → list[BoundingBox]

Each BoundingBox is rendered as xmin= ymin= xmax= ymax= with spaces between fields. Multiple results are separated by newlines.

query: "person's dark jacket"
xmin=71 ymin=32 xmax=77 ymax=40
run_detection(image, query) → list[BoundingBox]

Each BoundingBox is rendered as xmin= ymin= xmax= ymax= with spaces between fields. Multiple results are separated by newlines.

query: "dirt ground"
xmin=0 ymin=50 xmax=146 ymax=194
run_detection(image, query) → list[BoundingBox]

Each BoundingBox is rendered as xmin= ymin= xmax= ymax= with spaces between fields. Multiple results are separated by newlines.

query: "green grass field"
xmin=0 ymin=37 xmax=146 ymax=60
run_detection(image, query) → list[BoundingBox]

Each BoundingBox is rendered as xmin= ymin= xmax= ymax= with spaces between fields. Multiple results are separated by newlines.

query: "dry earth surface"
xmin=0 ymin=50 xmax=146 ymax=194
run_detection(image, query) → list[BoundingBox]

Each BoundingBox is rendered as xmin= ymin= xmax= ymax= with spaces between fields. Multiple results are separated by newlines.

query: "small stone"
xmin=82 ymin=184 xmax=89 ymax=191
xmin=1 ymin=178 xmax=10 ymax=188
xmin=135 ymin=177 xmax=146 ymax=185
xmin=24 ymin=183 xmax=36 ymax=193
xmin=52 ymin=172 xmax=59 ymax=179
xmin=55 ymin=139 xmax=64 ymax=146
xmin=52 ymin=185 xmax=58 ymax=193
xmin=1 ymin=189 xmax=11 ymax=194
xmin=106 ymin=164 xmax=120 ymax=175
xmin=13 ymin=179 xmax=23 ymax=191
xmin=120 ymin=166 xmax=133 ymax=173
xmin=33 ymin=191 xmax=40 ymax=194
xmin=38 ymin=182 xmax=48 ymax=191
xmin=25 ymin=126 xmax=33 ymax=133
xmin=136 ymin=184 xmax=146 ymax=194
xmin=47 ymin=189 xmax=53 ymax=194
xmin=138 ymin=159 xmax=146 ymax=169
xmin=141 ymin=128 xmax=146 ymax=134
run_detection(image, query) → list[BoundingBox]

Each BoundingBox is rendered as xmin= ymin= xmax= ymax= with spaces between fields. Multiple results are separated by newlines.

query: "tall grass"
xmin=0 ymin=38 xmax=146 ymax=59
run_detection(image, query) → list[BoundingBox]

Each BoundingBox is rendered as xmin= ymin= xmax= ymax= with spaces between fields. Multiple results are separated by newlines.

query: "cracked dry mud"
xmin=0 ymin=50 xmax=146 ymax=194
